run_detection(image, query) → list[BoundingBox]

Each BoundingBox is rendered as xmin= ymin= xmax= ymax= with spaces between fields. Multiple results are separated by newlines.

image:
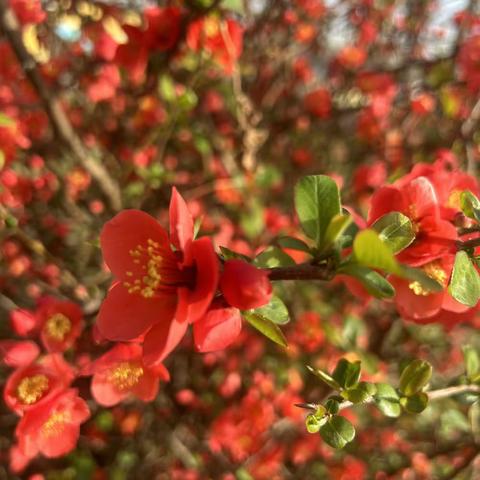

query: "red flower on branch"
xmin=97 ymin=188 xmax=218 ymax=364
xmin=88 ymin=343 xmax=169 ymax=407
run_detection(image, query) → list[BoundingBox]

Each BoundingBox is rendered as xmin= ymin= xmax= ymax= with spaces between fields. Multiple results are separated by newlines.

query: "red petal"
xmin=100 ymin=209 xmax=170 ymax=281
xmin=403 ymin=177 xmax=439 ymax=220
xmin=97 ymin=283 xmax=176 ymax=341
xmin=193 ymin=305 xmax=242 ymax=352
xmin=10 ymin=309 xmax=38 ymax=337
xmin=0 ymin=340 xmax=39 ymax=367
xmin=142 ymin=317 xmax=188 ymax=365
xmin=169 ymin=187 xmax=194 ymax=252
xmin=368 ymin=186 xmax=404 ymax=224
xmin=132 ymin=371 xmax=160 ymax=402
xmin=180 ymin=237 xmax=219 ymax=323
xmin=91 ymin=373 xmax=126 ymax=407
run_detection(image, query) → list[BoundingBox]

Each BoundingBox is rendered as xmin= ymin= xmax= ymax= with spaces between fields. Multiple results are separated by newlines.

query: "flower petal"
xmin=193 ymin=305 xmax=242 ymax=352
xmin=142 ymin=317 xmax=188 ymax=365
xmin=169 ymin=187 xmax=194 ymax=252
xmin=100 ymin=209 xmax=170 ymax=281
xmin=97 ymin=283 xmax=176 ymax=341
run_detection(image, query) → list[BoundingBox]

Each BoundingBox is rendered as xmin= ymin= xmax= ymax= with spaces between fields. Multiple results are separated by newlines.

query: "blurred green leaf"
xmin=449 ymin=251 xmax=480 ymax=307
xmin=374 ymin=383 xmax=401 ymax=418
xmin=399 ymin=359 xmax=432 ymax=397
xmin=460 ymin=190 xmax=480 ymax=223
xmin=371 ymin=212 xmax=415 ymax=254
xmin=319 ymin=416 xmax=355 ymax=449
xmin=332 ymin=359 xmax=361 ymax=390
xmin=251 ymin=295 xmax=290 ymax=325
xmin=294 ymin=175 xmax=341 ymax=247
xmin=243 ymin=311 xmax=287 ymax=347
xmin=338 ymin=264 xmax=395 ymax=299
xmin=220 ymin=246 xmax=251 ymax=262
xmin=400 ymin=392 xmax=429 ymax=413
xmin=276 ymin=236 xmax=311 ymax=252
xmin=324 ymin=214 xmax=352 ymax=249
xmin=343 ymin=382 xmax=376 ymax=404
xmin=463 ymin=345 xmax=480 ymax=381
xmin=0 ymin=113 xmax=14 ymax=127
xmin=307 ymin=365 xmax=341 ymax=391
xmin=254 ymin=246 xmax=295 ymax=267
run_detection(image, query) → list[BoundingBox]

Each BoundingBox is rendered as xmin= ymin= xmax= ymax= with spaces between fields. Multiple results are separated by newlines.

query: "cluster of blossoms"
xmin=348 ymin=153 xmax=480 ymax=327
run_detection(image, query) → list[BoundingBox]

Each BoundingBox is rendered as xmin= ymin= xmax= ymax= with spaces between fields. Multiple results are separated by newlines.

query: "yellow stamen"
xmin=44 ymin=313 xmax=72 ymax=341
xmin=41 ymin=411 xmax=71 ymax=438
xmin=17 ymin=374 xmax=49 ymax=404
xmin=409 ymin=261 xmax=448 ymax=296
xmin=108 ymin=362 xmax=144 ymax=391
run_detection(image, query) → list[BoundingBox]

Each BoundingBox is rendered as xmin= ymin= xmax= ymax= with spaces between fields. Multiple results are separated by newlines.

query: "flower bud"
xmin=220 ymin=260 xmax=272 ymax=310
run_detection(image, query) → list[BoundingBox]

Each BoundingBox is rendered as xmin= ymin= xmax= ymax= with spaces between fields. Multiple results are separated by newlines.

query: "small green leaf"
xmin=251 ymin=295 xmax=290 ymax=325
xmin=469 ymin=401 xmax=480 ymax=443
xmin=460 ymin=190 xmax=480 ymax=222
xmin=324 ymin=214 xmax=353 ymax=248
xmin=344 ymin=382 xmax=377 ymax=404
xmin=307 ymin=365 xmax=341 ymax=390
xmin=254 ymin=246 xmax=295 ymax=268
xmin=319 ymin=416 xmax=356 ymax=449
xmin=401 ymin=266 xmax=443 ymax=294
xmin=353 ymin=229 xmax=401 ymax=274
xmin=221 ymin=0 xmax=244 ymax=14
xmin=324 ymin=398 xmax=341 ymax=415
xmin=400 ymin=392 xmax=429 ymax=413
xmin=158 ymin=75 xmax=176 ymax=102
xmin=449 ymin=251 xmax=480 ymax=307
xmin=243 ymin=312 xmax=287 ymax=347
xmin=374 ymin=383 xmax=401 ymax=418
xmin=306 ymin=413 xmax=326 ymax=433
xmin=463 ymin=346 xmax=480 ymax=381
xmin=220 ymin=246 xmax=251 ymax=262
xmin=371 ymin=212 xmax=416 ymax=254
xmin=332 ymin=359 xmax=361 ymax=390
xmin=338 ymin=264 xmax=395 ymax=299
xmin=294 ymin=175 xmax=341 ymax=247
xmin=399 ymin=360 xmax=433 ymax=397
xmin=276 ymin=236 xmax=311 ymax=253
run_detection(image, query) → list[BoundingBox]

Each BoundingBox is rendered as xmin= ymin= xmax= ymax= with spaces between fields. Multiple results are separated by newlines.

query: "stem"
xmin=457 ymin=237 xmax=480 ymax=250
xmin=264 ymin=263 xmax=334 ymax=281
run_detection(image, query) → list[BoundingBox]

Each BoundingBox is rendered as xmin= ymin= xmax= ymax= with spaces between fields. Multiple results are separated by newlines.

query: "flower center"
xmin=408 ymin=261 xmax=448 ymax=296
xmin=108 ymin=362 xmax=144 ymax=391
xmin=44 ymin=313 xmax=71 ymax=341
xmin=17 ymin=374 xmax=49 ymax=405
xmin=42 ymin=411 xmax=71 ymax=438
xmin=447 ymin=189 xmax=462 ymax=209
xmin=123 ymin=238 xmax=190 ymax=298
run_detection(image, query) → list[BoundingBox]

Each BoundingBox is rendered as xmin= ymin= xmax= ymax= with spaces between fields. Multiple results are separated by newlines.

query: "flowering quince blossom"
xmin=87 ymin=343 xmax=170 ymax=407
xmin=97 ymin=188 xmax=219 ymax=364
xmin=367 ymin=159 xmax=480 ymax=323
xmin=11 ymin=389 xmax=90 ymax=471
xmin=4 ymin=353 xmax=75 ymax=415
xmin=0 ymin=340 xmax=40 ymax=368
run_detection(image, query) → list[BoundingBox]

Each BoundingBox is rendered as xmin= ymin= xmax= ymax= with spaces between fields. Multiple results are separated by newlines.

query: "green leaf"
xmin=343 ymin=382 xmax=377 ymax=404
xmin=371 ymin=212 xmax=415 ymax=254
xmin=374 ymin=383 xmax=401 ymax=418
xmin=243 ymin=312 xmax=287 ymax=347
xmin=332 ymin=359 xmax=361 ymax=390
xmin=251 ymin=295 xmax=290 ymax=325
xmin=324 ymin=398 xmax=341 ymax=414
xmin=463 ymin=346 xmax=480 ymax=380
xmin=399 ymin=360 xmax=433 ymax=397
xmin=158 ymin=75 xmax=176 ymax=102
xmin=319 ymin=416 xmax=355 ymax=449
xmin=276 ymin=236 xmax=311 ymax=253
xmin=254 ymin=246 xmax=295 ymax=268
xmin=306 ymin=365 xmax=341 ymax=390
xmin=220 ymin=246 xmax=251 ymax=262
xmin=353 ymin=229 xmax=401 ymax=274
xmin=294 ymin=175 xmax=341 ymax=247
xmin=449 ymin=251 xmax=480 ymax=307
xmin=469 ymin=401 xmax=480 ymax=443
xmin=324 ymin=214 xmax=353 ymax=249
xmin=460 ymin=190 xmax=480 ymax=222
xmin=338 ymin=264 xmax=395 ymax=299
xmin=306 ymin=413 xmax=326 ymax=433
xmin=221 ymin=0 xmax=244 ymax=14
xmin=400 ymin=392 xmax=429 ymax=413
xmin=0 ymin=113 xmax=15 ymax=128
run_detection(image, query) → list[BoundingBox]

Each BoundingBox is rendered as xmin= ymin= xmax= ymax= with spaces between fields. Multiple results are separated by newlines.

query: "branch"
xmin=0 ymin=0 xmax=122 ymax=211
xmin=264 ymin=263 xmax=335 ymax=281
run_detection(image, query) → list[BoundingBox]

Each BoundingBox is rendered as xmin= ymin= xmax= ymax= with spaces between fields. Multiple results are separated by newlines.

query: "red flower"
xmin=4 ymin=354 xmax=75 ymax=415
xmin=97 ymin=188 xmax=218 ymax=364
xmin=89 ymin=343 xmax=169 ymax=407
xmin=144 ymin=7 xmax=182 ymax=51
xmin=368 ymin=177 xmax=458 ymax=266
xmin=13 ymin=389 xmax=89 ymax=465
xmin=193 ymin=299 xmax=242 ymax=353
xmin=36 ymin=297 xmax=83 ymax=353
xmin=220 ymin=259 xmax=272 ymax=310
xmin=0 ymin=340 xmax=39 ymax=368
xmin=304 ymin=88 xmax=332 ymax=119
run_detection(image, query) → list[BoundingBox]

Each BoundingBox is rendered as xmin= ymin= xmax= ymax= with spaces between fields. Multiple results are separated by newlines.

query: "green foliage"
xmin=463 ymin=346 xmax=480 ymax=382
xmin=306 ymin=365 xmax=341 ymax=390
xmin=319 ymin=416 xmax=356 ymax=449
xmin=399 ymin=359 xmax=433 ymax=397
xmin=242 ymin=311 xmax=287 ymax=347
xmin=219 ymin=246 xmax=251 ymax=262
xmin=332 ymin=359 xmax=361 ymax=390
xmin=449 ymin=251 xmax=480 ymax=307
xmin=276 ymin=236 xmax=311 ymax=253
xmin=460 ymin=190 xmax=480 ymax=222
xmin=254 ymin=246 xmax=295 ymax=267
xmin=294 ymin=175 xmax=341 ymax=248
xmin=250 ymin=295 xmax=290 ymax=325
xmin=400 ymin=392 xmax=429 ymax=414
xmin=371 ymin=212 xmax=416 ymax=254
xmin=338 ymin=264 xmax=395 ymax=299
xmin=374 ymin=383 xmax=401 ymax=418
